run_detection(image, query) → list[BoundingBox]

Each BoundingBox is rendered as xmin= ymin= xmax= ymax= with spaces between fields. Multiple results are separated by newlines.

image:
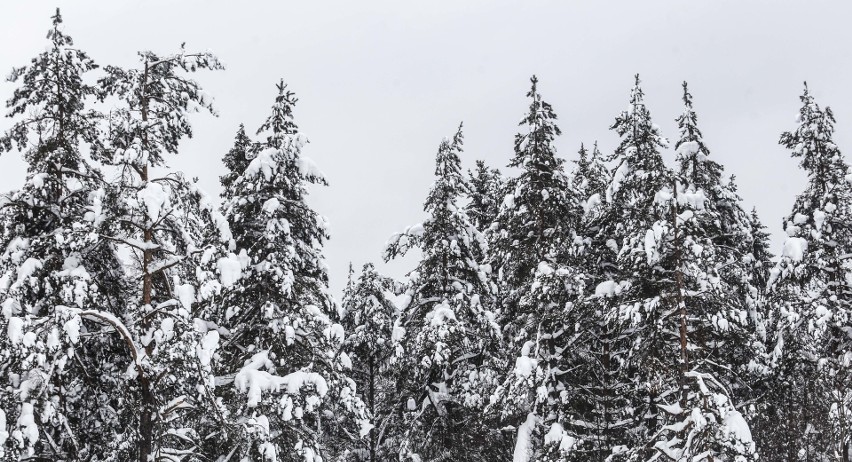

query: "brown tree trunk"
xmin=139 ymin=377 xmax=155 ymax=462
xmin=138 ymin=59 xmax=155 ymax=462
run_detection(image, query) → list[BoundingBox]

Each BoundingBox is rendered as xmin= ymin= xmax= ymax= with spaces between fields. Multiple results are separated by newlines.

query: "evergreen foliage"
xmin=210 ymin=81 xmax=366 ymax=460
xmin=0 ymin=10 xmax=122 ymax=460
xmin=2 ymin=13 xmax=849 ymax=461
xmin=761 ymin=83 xmax=852 ymax=461
xmin=341 ymin=263 xmax=401 ymax=461
xmin=385 ymin=124 xmax=505 ymax=461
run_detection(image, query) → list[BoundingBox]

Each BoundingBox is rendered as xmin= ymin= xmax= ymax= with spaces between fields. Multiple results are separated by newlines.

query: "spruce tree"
xmin=210 ymin=81 xmax=366 ymax=460
xmin=595 ymin=74 xmax=674 ymax=456
xmin=341 ymin=263 xmax=401 ymax=461
xmin=466 ymin=160 xmax=503 ymax=233
xmin=0 ymin=10 xmax=123 ymax=460
xmin=623 ymin=82 xmax=760 ymax=461
xmin=385 ymin=124 xmax=505 ymax=460
xmin=572 ymin=142 xmax=610 ymax=221
xmin=511 ymin=142 xmax=619 ymax=462
xmin=672 ymin=83 xmax=766 ymax=408
xmin=746 ymin=207 xmax=773 ymax=293
xmin=489 ymin=76 xmax=579 ymax=324
xmin=762 ymin=83 xmax=852 ymax=461
xmin=221 ymin=123 xmax=254 ymax=190
xmin=488 ymin=76 xmax=587 ymax=460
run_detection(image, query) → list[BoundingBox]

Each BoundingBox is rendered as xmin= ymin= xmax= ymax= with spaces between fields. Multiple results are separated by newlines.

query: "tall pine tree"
xmin=341 ymin=263 xmax=401 ymax=462
xmin=487 ymin=75 xmax=597 ymax=461
xmin=597 ymin=74 xmax=673 ymax=457
xmin=625 ymin=82 xmax=759 ymax=461
xmin=490 ymin=76 xmax=579 ymax=325
xmin=94 ymin=44 xmax=231 ymax=462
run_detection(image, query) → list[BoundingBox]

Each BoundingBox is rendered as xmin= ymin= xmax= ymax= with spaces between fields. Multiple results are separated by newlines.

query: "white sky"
xmin=2 ymin=1 xmax=851 ymax=296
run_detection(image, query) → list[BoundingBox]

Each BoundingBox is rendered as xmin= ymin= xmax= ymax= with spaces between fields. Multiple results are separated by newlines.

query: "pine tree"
xmin=510 ymin=143 xmax=620 ymax=462
xmin=209 ymin=81 xmax=367 ymax=460
xmin=516 ymin=141 xmax=618 ymax=461
xmin=341 ymin=263 xmax=401 ymax=461
xmin=762 ymin=83 xmax=852 ymax=461
xmin=0 ymin=10 xmax=123 ymax=460
xmin=672 ymin=82 xmax=766 ymax=406
xmin=747 ymin=208 xmax=773 ymax=293
xmin=621 ymin=83 xmax=760 ymax=461
xmin=93 ymin=44 xmax=231 ymax=462
xmin=385 ymin=124 xmax=506 ymax=460
xmin=221 ymin=123 xmax=254 ymax=190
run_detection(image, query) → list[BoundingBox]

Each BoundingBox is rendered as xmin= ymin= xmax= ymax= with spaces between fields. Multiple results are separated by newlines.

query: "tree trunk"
xmin=671 ymin=178 xmax=689 ymax=407
xmin=138 ymin=59 xmax=155 ymax=462
xmin=369 ymin=356 xmax=376 ymax=462
xmin=139 ymin=377 xmax=155 ymax=462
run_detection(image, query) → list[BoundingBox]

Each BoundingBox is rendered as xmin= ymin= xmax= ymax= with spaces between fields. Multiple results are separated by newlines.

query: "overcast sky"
xmin=2 ymin=1 xmax=851 ymax=297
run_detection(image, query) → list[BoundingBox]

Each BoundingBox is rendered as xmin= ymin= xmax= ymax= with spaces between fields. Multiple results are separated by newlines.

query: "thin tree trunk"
xmin=369 ymin=356 xmax=376 ymax=462
xmin=671 ymin=178 xmax=689 ymax=407
xmin=138 ymin=59 xmax=155 ymax=462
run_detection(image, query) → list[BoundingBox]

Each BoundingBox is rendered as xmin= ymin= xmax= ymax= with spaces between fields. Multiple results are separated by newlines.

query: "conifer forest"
xmin=2 ymin=8 xmax=852 ymax=462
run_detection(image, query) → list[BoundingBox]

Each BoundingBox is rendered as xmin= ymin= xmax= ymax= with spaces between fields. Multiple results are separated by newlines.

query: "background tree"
xmin=466 ymin=159 xmax=503 ymax=233
xmin=572 ymin=142 xmax=610 ymax=222
xmin=385 ymin=124 xmax=505 ymax=461
xmin=762 ymin=83 xmax=852 ymax=461
xmin=341 ymin=263 xmax=401 ymax=461
xmin=209 ymin=81 xmax=367 ymax=461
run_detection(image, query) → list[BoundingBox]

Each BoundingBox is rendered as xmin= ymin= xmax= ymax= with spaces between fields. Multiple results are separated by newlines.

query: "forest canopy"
xmin=0 ymin=9 xmax=850 ymax=462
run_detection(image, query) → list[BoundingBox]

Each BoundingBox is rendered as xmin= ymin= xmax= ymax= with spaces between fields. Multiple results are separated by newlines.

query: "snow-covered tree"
xmin=489 ymin=76 xmax=580 ymax=324
xmin=505 ymin=144 xmax=618 ymax=462
xmin=609 ymin=80 xmax=759 ymax=461
xmin=587 ymin=75 xmax=675 ymax=457
xmin=486 ymin=78 xmax=585 ymax=458
xmin=761 ymin=83 xmax=852 ymax=461
xmin=671 ymin=82 xmax=767 ymax=406
xmin=0 ymin=10 xmax=124 ymax=460
xmin=466 ymin=160 xmax=503 ymax=233
xmin=341 ymin=263 xmax=401 ymax=462
xmin=746 ymin=207 xmax=773 ymax=293
xmin=572 ymin=142 xmax=610 ymax=222
xmin=385 ymin=124 xmax=506 ymax=460
xmin=209 ymin=81 xmax=367 ymax=461
xmin=503 ymin=141 xmax=617 ymax=462
xmin=625 ymin=371 xmax=757 ymax=462
xmin=93 ymin=44 xmax=232 ymax=462
xmin=220 ymin=123 xmax=253 ymax=191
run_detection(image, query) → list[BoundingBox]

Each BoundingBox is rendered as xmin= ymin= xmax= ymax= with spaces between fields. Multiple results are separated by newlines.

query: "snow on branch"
xmin=68 ymin=307 xmax=144 ymax=377
xmin=233 ymin=350 xmax=329 ymax=407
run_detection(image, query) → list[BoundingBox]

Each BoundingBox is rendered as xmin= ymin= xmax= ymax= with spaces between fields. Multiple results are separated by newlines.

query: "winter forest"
xmin=1 ymin=8 xmax=851 ymax=462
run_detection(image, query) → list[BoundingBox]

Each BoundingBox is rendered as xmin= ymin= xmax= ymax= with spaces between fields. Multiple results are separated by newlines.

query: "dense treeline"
xmin=0 ymin=11 xmax=849 ymax=462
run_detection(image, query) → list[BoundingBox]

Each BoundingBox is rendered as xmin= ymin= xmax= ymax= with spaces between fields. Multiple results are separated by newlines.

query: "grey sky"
xmin=2 ymin=1 xmax=851 ymax=297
